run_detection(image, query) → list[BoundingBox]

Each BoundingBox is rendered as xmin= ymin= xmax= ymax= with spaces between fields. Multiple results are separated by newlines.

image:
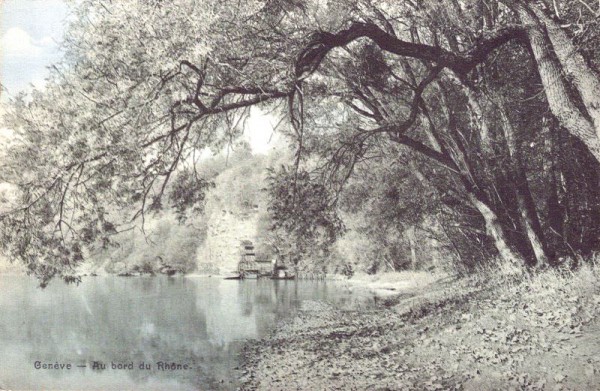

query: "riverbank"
xmin=344 ymin=270 xmax=444 ymax=297
xmin=239 ymin=262 xmax=600 ymax=390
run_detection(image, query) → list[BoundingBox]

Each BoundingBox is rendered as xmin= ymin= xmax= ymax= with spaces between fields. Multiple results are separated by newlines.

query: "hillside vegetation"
xmin=76 ymin=143 xmax=287 ymax=276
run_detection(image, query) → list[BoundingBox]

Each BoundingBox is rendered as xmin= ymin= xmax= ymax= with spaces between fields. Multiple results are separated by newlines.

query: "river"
xmin=0 ymin=274 xmax=368 ymax=390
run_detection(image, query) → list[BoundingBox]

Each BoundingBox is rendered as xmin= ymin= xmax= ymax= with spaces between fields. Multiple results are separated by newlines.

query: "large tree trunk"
xmin=515 ymin=4 xmax=600 ymax=161
xmin=545 ymin=124 xmax=569 ymax=255
xmin=531 ymin=5 xmax=600 ymax=137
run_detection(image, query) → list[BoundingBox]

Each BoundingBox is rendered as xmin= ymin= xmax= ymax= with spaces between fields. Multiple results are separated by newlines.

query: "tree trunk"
xmin=407 ymin=226 xmax=418 ymax=270
xmin=531 ymin=5 xmax=600 ymax=137
xmin=496 ymin=98 xmax=551 ymax=266
xmin=451 ymin=78 xmax=546 ymax=266
xmin=516 ymin=4 xmax=600 ymax=161
xmin=467 ymin=193 xmax=523 ymax=265
xmin=462 ymin=83 xmax=493 ymax=154
xmin=405 ymin=133 xmax=524 ymax=266
xmin=434 ymin=81 xmax=527 ymax=266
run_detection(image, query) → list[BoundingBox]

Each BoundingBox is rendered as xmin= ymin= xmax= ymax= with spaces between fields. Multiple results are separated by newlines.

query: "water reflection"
xmin=0 ymin=275 xmax=366 ymax=390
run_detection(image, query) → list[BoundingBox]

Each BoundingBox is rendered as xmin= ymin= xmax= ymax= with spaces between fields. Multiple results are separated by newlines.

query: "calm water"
xmin=0 ymin=275 xmax=366 ymax=390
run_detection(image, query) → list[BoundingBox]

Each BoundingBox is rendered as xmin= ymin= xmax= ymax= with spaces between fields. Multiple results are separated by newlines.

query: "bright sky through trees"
xmin=0 ymin=0 xmax=278 ymax=154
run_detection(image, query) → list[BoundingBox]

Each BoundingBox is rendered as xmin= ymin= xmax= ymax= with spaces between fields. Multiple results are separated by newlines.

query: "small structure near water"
xmin=234 ymin=240 xmax=294 ymax=280
xmin=237 ymin=240 xmax=271 ymax=278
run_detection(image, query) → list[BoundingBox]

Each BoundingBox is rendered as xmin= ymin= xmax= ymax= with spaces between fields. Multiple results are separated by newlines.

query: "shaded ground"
xmin=239 ymin=266 xmax=600 ymax=390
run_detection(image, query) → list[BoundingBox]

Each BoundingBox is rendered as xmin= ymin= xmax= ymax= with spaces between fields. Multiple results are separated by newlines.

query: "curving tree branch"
xmin=295 ymin=21 xmax=526 ymax=79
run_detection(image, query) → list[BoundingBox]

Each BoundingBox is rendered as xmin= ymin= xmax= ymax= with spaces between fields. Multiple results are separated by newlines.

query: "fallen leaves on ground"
xmin=239 ymin=273 xmax=600 ymax=391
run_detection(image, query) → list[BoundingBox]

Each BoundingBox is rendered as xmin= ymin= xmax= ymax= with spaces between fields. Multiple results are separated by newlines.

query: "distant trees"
xmin=1 ymin=0 xmax=600 ymax=282
xmin=82 ymin=144 xmax=268 ymax=279
xmin=267 ymin=166 xmax=344 ymax=269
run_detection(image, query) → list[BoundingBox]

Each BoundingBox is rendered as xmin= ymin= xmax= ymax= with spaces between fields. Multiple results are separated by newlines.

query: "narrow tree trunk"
xmin=467 ymin=193 xmax=523 ymax=265
xmin=464 ymin=86 xmax=493 ymax=154
xmin=516 ymin=4 xmax=600 ymax=161
xmin=447 ymin=74 xmax=493 ymax=154
xmin=407 ymin=226 xmax=418 ymax=270
xmin=516 ymin=193 xmax=548 ymax=266
xmin=451 ymin=77 xmax=545 ymax=265
xmin=496 ymin=98 xmax=551 ymax=266
xmin=432 ymin=81 xmax=527 ymax=266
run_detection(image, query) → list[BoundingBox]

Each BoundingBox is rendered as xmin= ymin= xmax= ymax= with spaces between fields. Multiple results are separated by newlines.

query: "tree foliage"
xmin=2 ymin=0 xmax=600 ymax=282
xmin=267 ymin=166 xmax=344 ymax=267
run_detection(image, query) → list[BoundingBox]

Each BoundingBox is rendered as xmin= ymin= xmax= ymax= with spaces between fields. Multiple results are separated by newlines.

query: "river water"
xmin=0 ymin=275 xmax=367 ymax=390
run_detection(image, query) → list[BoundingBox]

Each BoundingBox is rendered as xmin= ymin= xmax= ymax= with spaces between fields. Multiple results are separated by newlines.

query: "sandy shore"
xmin=238 ymin=268 xmax=600 ymax=390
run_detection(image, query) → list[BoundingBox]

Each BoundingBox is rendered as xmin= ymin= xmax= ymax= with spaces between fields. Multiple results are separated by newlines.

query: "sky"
xmin=0 ymin=0 xmax=280 ymax=154
xmin=0 ymin=0 xmax=69 ymax=95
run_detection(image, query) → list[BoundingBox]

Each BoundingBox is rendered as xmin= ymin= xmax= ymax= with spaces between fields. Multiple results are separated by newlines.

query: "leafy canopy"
xmin=3 ymin=0 xmax=600 ymax=283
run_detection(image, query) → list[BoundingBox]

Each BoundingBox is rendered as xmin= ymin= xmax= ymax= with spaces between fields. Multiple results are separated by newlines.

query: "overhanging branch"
xmin=295 ymin=22 xmax=526 ymax=78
